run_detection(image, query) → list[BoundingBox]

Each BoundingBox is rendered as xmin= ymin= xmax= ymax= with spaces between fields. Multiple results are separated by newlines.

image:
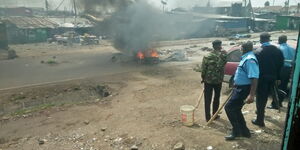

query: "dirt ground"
xmin=0 ymin=31 xmax=298 ymax=150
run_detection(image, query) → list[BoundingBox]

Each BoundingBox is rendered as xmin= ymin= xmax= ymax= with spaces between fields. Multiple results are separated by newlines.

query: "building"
xmin=0 ymin=21 xmax=8 ymax=49
xmin=0 ymin=16 xmax=58 ymax=43
xmin=276 ymin=15 xmax=300 ymax=30
xmin=0 ymin=7 xmax=34 ymax=17
xmin=48 ymin=17 xmax=94 ymax=35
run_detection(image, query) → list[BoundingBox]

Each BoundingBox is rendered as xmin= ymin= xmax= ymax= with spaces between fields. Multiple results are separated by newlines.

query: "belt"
xmin=234 ymin=84 xmax=250 ymax=88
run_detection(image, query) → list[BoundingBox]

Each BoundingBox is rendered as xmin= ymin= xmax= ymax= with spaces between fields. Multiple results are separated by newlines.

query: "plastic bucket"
xmin=180 ymin=105 xmax=195 ymax=126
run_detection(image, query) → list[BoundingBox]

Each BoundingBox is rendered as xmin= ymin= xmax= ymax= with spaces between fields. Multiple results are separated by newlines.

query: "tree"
xmin=264 ymin=1 xmax=270 ymax=7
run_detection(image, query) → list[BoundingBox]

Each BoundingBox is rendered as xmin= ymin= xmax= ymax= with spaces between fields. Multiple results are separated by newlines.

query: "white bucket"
xmin=180 ymin=105 xmax=195 ymax=126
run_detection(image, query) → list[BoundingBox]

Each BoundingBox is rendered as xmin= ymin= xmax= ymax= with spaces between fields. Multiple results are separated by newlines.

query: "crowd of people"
xmin=198 ymin=32 xmax=295 ymax=141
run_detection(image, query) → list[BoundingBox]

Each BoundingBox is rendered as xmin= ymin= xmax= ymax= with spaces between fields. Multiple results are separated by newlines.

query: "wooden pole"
xmin=206 ymin=90 xmax=233 ymax=126
xmin=194 ymin=89 xmax=204 ymax=109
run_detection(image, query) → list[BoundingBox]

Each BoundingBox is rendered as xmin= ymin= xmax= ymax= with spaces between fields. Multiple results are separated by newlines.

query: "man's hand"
xmin=246 ymin=95 xmax=255 ymax=104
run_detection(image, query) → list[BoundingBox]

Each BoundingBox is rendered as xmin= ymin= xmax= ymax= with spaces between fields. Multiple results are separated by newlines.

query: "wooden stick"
xmin=206 ymin=90 xmax=233 ymax=126
xmin=194 ymin=89 xmax=204 ymax=109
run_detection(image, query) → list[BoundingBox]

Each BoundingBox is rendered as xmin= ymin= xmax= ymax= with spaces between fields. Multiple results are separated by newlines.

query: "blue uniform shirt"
xmin=262 ymin=42 xmax=271 ymax=47
xmin=279 ymin=43 xmax=295 ymax=67
xmin=234 ymin=51 xmax=259 ymax=85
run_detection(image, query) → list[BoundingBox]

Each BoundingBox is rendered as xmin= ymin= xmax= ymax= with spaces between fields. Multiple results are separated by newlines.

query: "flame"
xmin=136 ymin=51 xmax=145 ymax=59
xmin=150 ymin=50 xmax=159 ymax=58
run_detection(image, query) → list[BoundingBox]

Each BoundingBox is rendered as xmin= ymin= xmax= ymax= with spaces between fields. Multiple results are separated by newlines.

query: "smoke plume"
xmin=81 ymin=0 xmax=215 ymax=55
xmin=79 ymin=0 xmax=133 ymax=14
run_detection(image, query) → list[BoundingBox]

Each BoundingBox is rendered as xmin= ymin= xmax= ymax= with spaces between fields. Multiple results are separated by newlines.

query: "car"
xmin=223 ymin=42 xmax=297 ymax=87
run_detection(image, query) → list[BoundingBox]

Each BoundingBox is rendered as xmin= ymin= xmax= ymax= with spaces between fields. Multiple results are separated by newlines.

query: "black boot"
xmin=251 ymin=119 xmax=265 ymax=127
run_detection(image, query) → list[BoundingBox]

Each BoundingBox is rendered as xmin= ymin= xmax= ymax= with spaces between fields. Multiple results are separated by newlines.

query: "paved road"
xmin=0 ymin=51 xmax=142 ymax=89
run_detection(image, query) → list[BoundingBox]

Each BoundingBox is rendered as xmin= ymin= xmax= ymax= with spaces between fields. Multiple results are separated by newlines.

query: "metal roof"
xmin=48 ymin=17 xmax=94 ymax=28
xmin=1 ymin=16 xmax=58 ymax=29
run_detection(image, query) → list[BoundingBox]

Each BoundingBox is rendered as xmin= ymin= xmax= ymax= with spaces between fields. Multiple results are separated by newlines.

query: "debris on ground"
xmin=7 ymin=49 xmax=18 ymax=59
xmin=131 ymin=145 xmax=139 ymax=150
xmin=164 ymin=50 xmax=188 ymax=62
xmin=0 ymin=48 xmax=18 ymax=60
xmin=255 ymin=130 xmax=263 ymax=134
xmin=207 ymin=146 xmax=213 ymax=150
xmin=84 ymin=120 xmax=90 ymax=125
xmin=173 ymin=142 xmax=185 ymax=150
xmin=38 ymin=139 xmax=46 ymax=145
xmin=201 ymin=47 xmax=213 ymax=51
xmin=242 ymin=111 xmax=249 ymax=115
xmin=228 ymin=34 xmax=251 ymax=40
xmin=95 ymin=85 xmax=110 ymax=97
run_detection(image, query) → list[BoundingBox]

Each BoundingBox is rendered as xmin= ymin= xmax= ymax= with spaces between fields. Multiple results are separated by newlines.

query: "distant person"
xmin=268 ymin=35 xmax=295 ymax=109
xmin=200 ymin=40 xmax=227 ymax=122
xmin=252 ymin=33 xmax=284 ymax=127
xmin=224 ymin=41 xmax=259 ymax=140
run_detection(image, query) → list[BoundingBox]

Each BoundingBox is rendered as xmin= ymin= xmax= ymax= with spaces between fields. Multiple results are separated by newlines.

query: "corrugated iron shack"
xmin=0 ymin=21 xmax=8 ymax=49
xmin=276 ymin=15 xmax=300 ymax=30
xmin=1 ymin=16 xmax=58 ymax=44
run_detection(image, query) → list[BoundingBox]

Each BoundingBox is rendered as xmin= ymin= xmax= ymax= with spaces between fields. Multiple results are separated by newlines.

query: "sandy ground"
xmin=0 ymin=31 xmax=298 ymax=150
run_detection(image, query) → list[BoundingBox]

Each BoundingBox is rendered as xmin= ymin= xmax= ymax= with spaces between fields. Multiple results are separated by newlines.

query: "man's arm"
xmin=201 ymin=57 xmax=207 ymax=81
xmin=244 ymin=59 xmax=259 ymax=104
xmin=246 ymin=78 xmax=258 ymax=104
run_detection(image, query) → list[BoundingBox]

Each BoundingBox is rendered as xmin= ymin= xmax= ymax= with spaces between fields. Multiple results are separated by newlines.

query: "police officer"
xmin=268 ymin=35 xmax=295 ymax=109
xmin=225 ymin=41 xmax=259 ymax=140
xmin=200 ymin=40 xmax=227 ymax=122
xmin=252 ymin=33 xmax=284 ymax=127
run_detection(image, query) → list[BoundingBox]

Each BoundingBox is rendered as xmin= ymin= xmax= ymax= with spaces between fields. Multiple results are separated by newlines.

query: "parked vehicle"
xmin=223 ymin=42 xmax=297 ymax=87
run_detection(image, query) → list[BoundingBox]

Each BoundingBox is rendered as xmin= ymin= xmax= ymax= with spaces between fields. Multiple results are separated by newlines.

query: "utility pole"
xmin=73 ymin=0 xmax=77 ymax=18
xmin=285 ymin=0 xmax=290 ymax=15
xmin=73 ymin=0 xmax=77 ymax=27
xmin=45 ymin=0 xmax=49 ymax=16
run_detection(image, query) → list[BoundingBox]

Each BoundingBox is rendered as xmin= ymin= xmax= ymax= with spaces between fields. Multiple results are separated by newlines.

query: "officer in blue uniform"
xmin=252 ymin=33 xmax=284 ymax=127
xmin=225 ymin=41 xmax=259 ymax=141
xmin=268 ymin=35 xmax=295 ymax=109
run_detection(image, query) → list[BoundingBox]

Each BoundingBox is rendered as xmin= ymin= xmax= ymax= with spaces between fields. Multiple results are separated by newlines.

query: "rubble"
xmin=206 ymin=146 xmax=213 ymax=150
xmin=101 ymin=127 xmax=107 ymax=132
xmin=173 ymin=142 xmax=185 ymax=150
xmin=201 ymin=47 xmax=213 ymax=51
xmin=0 ymin=48 xmax=17 ymax=60
xmin=38 ymin=139 xmax=46 ymax=145
xmin=164 ymin=50 xmax=188 ymax=62
xmin=95 ymin=85 xmax=110 ymax=97
xmin=84 ymin=120 xmax=90 ymax=125
xmin=7 ymin=49 xmax=18 ymax=59
xmin=131 ymin=145 xmax=139 ymax=150
xmin=255 ymin=130 xmax=263 ymax=134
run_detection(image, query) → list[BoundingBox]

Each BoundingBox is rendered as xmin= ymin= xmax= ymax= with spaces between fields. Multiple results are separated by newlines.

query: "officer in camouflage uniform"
xmin=201 ymin=40 xmax=227 ymax=122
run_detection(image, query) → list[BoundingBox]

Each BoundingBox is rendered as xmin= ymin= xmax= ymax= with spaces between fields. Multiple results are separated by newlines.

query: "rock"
xmin=101 ymin=127 xmax=107 ymax=131
xmin=84 ymin=120 xmax=90 ymax=125
xmin=255 ymin=130 xmax=262 ymax=134
xmin=173 ymin=142 xmax=185 ymax=150
xmin=7 ymin=49 xmax=17 ymax=59
xmin=131 ymin=145 xmax=138 ymax=150
xmin=207 ymin=146 xmax=213 ymax=150
xmin=242 ymin=111 xmax=249 ymax=115
xmin=38 ymin=139 xmax=46 ymax=145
